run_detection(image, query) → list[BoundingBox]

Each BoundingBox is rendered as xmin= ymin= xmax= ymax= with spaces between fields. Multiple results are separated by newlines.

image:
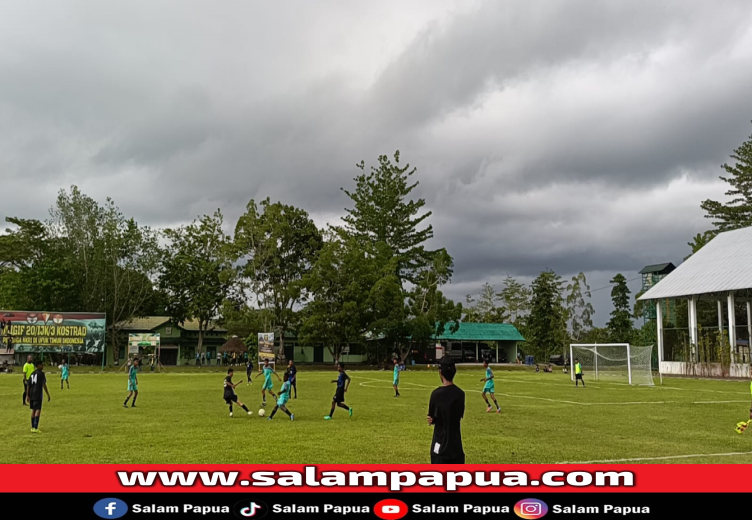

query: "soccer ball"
xmin=258 ymin=409 xmax=265 ymax=417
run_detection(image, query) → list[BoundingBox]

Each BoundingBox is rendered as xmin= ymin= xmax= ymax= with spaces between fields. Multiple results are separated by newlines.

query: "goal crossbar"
xmin=569 ymin=343 xmax=654 ymax=386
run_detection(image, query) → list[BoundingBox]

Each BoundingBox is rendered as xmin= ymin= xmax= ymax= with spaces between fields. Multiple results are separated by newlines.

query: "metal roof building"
xmin=638 ymin=226 xmax=752 ymax=371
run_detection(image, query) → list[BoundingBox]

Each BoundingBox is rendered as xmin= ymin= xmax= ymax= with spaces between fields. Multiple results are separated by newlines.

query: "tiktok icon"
xmin=234 ymin=500 xmax=268 ymax=519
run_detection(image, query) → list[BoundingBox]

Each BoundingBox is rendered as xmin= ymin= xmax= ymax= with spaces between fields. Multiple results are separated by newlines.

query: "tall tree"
xmin=404 ymin=249 xmax=462 ymax=360
xmin=160 ymin=210 xmax=237 ymax=357
xmin=0 ymin=217 xmax=77 ymax=311
xmin=607 ymin=273 xmax=634 ymax=343
xmin=336 ymin=151 xmax=433 ymax=283
xmin=684 ymin=230 xmax=716 ymax=261
xmin=234 ymin=198 xmax=322 ymax=362
xmin=300 ymin=233 xmax=377 ymax=362
xmin=566 ymin=272 xmax=595 ymax=341
xmin=336 ymin=151 xmax=451 ymax=355
xmin=49 ymin=187 xmax=162 ymax=360
xmin=701 ymin=125 xmax=752 ymax=231
xmin=499 ymin=276 xmax=532 ymax=326
xmin=527 ymin=270 xmax=567 ymax=361
xmin=464 ymin=283 xmax=508 ymax=323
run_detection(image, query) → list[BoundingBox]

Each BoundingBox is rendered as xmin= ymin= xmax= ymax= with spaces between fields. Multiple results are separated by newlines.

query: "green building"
xmin=108 ymin=316 xmax=228 ymax=366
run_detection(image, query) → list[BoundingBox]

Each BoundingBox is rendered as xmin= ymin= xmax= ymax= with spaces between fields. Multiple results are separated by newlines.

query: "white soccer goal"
xmin=569 ymin=343 xmax=655 ymax=386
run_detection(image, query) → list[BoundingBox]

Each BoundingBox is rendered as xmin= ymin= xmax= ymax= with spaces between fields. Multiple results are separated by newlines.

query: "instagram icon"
xmin=514 ymin=499 xmax=548 ymax=519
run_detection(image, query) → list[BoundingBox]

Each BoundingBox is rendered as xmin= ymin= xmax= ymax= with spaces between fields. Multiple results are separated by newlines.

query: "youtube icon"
xmin=374 ymin=499 xmax=408 ymax=520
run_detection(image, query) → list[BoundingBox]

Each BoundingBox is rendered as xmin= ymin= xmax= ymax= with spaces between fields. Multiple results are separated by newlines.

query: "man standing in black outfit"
xmin=427 ymin=356 xmax=465 ymax=464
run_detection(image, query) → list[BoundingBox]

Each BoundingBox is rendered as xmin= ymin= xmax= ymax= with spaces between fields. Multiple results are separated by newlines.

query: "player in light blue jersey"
xmin=480 ymin=359 xmax=500 ymax=413
xmin=123 ymin=358 xmax=139 ymax=408
xmin=257 ymin=358 xmax=281 ymax=407
xmin=268 ymin=372 xmax=294 ymax=421
xmin=60 ymin=359 xmax=70 ymax=389
xmin=393 ymin=358 xmax=401 ymax=397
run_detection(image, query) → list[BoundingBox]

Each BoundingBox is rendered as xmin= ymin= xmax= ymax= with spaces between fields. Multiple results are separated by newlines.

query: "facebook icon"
xmin=93 ymin=498 xmax=128 ymax=519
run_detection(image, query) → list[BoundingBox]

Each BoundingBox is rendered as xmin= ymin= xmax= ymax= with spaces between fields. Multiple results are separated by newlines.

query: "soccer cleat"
xmin=486 ymin=406 xmax=492 ymax=413
xmin=131 ymin=404 xmax=136 ymax=408
xmin=267 ymin=417 xmax=273 ymax=421
xmin=31 ymin=428 xmax=35 ymax=432
xmin=123 ymin=404 xmax=128 ymax=408
xmin=230 ymin=412 xmax=233 ymax=417
xmin=496 ymin=408 xmax=501 ymax=414
xmin=324 ymin=416 xmax=331 ymax=420
xmin=32 ymin=429 xmax=41 ymax=433
xmin=290 ymin=414 xmax=294 ymax=421
xmin=247 ymin=411 xmax=252 ymax=415
xmin=349 ymin=407 xmax=353 ymax=417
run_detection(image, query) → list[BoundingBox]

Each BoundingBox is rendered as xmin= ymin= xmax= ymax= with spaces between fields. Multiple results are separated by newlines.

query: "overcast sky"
xmin=2 ymin=1 xmax=752 ymax=326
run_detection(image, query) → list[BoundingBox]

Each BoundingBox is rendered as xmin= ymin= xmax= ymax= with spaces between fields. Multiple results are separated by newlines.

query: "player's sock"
xmin=33 ymin=417 xmax=39 ymax=429
xmin=493 ymin=399 xmax=500 ymax=410
xmin=124 ymin=397 xmax=130 ymax=406
xmin=269 ymin=406 xmax=278 ymax=419
xmin=132 ymin=396 xmax=137 ymax=406
xmin=31 ymin=417 xmax=34 ymax=429
xmin=229 ymin=404 xmax=233 ymax=414
xmin=241 ymin=404 xmax=249 ymax=412
xmin=329 ymin=405 xmax=335 ymax=417
xmin=283 ymin=408 xmax=292 ymax=417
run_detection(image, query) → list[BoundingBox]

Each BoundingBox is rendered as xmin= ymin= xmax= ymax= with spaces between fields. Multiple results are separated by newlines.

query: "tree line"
xmin=1 ymin=123 xmax=750 ymax=363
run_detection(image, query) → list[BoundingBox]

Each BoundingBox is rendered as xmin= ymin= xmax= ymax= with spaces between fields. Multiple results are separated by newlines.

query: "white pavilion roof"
xmin=638 ymin=226 xmax=752 ymax=300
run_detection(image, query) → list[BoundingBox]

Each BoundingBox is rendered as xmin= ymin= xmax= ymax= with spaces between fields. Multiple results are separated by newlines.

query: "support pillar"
xmin=476 ymin=341 xmax=479 ymax=363
xmin=496 ymin=342 xmax=499 ymax=363
xmin=656 ymin=298 xmax=664 ymax=385
xmin=689 ymin=295 xmax=699 ymax=361
xmin=718 ymin=300 xmax=724 ymax=331
xmin=728 ymin=291 xmax=737 ymax=363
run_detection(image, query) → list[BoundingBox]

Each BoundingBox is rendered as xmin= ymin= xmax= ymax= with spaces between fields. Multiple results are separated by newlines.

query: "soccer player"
xmin=246 ymin=358 xmax=253 ymax=386
xmin=268 ymin=372 xmax=294 ymax=421
xmin=22 ymin=355 xmax=34 ymax=406
xmin=324 ymin=362 xmax=352 ymax=420
xmin=223 ymin=368 xmax=252 ymax=417
xmin=60 ymin=359 xmax=70 ymax=389
xmin=393 ymin=358 xmax=401 ymax=397
xmin=26 ymin=360 xmax=50 ymax=433
xmin=287 ymin=359 xmax=297 ymax=398
xmin=574 ymin=358 xmax=585 ymax=387
xmin=480 ymin=360 xmax=501 ymax=413
xmin=123 ymin=358 xmax=139 ymax=408
xmin=427 ymin=356 xmax=465 ymax=464
xmin=257 ymin=359 xmax=281 ymax=406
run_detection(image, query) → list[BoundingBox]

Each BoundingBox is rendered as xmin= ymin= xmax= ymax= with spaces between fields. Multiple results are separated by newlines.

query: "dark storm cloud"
xmin=1 ymin=0 xmax=751 ymax=324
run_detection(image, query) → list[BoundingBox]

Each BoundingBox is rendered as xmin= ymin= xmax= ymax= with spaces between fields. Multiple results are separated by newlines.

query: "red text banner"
xmin=1 ymin=464 xmax=751 ymax=493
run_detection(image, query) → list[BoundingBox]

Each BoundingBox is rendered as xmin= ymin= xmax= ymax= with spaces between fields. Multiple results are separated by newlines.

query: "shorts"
xmin=575 ymin=374 xmax=583 ymax=380
xmin=262 ymin=380 xmax=273 ymax=391
xmin=483 ymin=383 xmax=495 ymax=393
xmin=29 ymin=399 xmax=42 ymax=411
xmin=224 ymin=394 xmax=238 ymax=404
xmin=333 ymin=388 xmax=345 ymax=403
xmin=277 ymin=396 xmax=289 ymax=407
xmin=128 ymin=381 xmax=138 ymax=392
xmin=393 ymin=377 xmax=399 ymax=386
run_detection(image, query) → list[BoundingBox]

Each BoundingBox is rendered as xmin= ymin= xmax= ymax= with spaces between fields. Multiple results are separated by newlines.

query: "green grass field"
xmin=3 ymin=365 xmax=752 ymax=464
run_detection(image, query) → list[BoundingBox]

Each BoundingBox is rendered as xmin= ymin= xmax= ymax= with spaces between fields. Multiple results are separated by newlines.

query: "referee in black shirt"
xmin=427 ymin=356 xmax=465 ymax=464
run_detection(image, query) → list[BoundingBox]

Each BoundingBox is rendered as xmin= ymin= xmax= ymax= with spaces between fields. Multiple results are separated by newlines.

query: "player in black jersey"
xmin=27 ymin=360 xmax=51 ymax=433
xmin=223 ymin=368 xmax=252 ymax=417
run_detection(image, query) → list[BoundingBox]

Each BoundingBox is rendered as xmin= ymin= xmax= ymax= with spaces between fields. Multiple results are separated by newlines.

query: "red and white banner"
xmin=1 ymin=464 xmax=750 ymax=493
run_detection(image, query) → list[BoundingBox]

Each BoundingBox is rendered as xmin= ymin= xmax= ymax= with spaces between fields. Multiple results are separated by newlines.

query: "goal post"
xmin=569 ymin=343 xmax=655 ymax=386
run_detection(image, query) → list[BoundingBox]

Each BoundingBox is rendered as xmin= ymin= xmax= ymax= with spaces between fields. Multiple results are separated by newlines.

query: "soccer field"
xmin=2 ymin=366 xmax=752 ymax=464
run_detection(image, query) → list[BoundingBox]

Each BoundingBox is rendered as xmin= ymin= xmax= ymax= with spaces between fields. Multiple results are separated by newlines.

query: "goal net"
xmin=569 ymin=343 xmax=655 ymax=386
